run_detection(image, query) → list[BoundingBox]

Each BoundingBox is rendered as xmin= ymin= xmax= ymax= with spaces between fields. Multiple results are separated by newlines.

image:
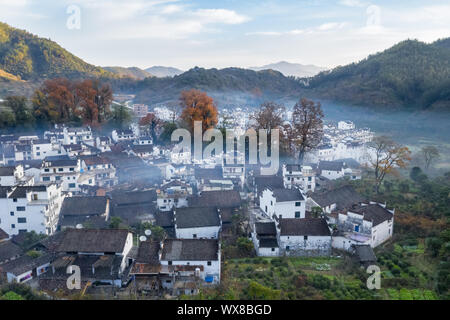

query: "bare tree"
xmin=368 ymin=136 xmax=411 ymax=193
xmin=251 ymin=102 xmax=285 ymax=134
xmin=421 ymin=146 xmax=440 ymax=170
xmin=291 ymin=98 xmax=324 ymax=163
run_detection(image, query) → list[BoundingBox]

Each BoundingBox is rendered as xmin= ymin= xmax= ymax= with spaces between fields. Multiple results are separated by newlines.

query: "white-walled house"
xmin=333 ymin=202 xmax=394 ymax=249
xmin=0 ymin=165 xmax=33 ymax=186
xmin=260 ymin=187 xmax=306 ymax=220
xmin=174 ymin=207 xmax=221 ymax=239
xmin=160 ymin=239 xmax=221 ymax=288
xmin=0 ymin=184 xmax=64 ymax=236
xmin=318 ymin=161 xmax=346 ymax=180
xmin=278 ymin=218 xmax=332 ymax=256
xmin=282 ymin=164 xmax=316 ymax=192
xmin=40 ymin=156 xmax=81 ymax=192
xmin=111 ymin=129 xmax=135 ymax=142
xmin=31 ymin=139 xmax=64 ymax=160
xmin=157 ymin=180 xmax=192 ymax=211
xmin=252 ymin=222 xmax=279 ymax=257
xmin=63 ymin=127 xmax=94 ymax=146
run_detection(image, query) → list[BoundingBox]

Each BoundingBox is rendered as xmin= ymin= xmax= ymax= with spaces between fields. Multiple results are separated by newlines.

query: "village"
xmin=0 ymin=104 xmax=397 ymax=299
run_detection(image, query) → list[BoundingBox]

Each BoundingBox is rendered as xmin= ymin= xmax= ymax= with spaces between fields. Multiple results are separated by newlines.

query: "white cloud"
xmin=338 ymin=0 xmax=367 ymax=8
xmin=317 ymin=22 xmax=347 ymax=31
xmin=194 ymin=9 xmax=250 ymax=25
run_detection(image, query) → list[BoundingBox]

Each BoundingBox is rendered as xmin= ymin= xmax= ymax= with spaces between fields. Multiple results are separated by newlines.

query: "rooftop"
xmin=161 ymin=239 xmax=219 ymax=261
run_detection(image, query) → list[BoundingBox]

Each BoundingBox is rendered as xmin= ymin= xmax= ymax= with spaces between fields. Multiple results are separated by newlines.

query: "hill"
xmin=251 ymin=61 xmax=327 ymax=78
xmin=0 ymin=22 xmax=114 ymax=80
xmin=145 ymin=66 xmax=184 ymax=78
xmin=104 ymin=66 xmax=153 ymax=80
xmin=121 ymin=66 xmax=303 ymax=106
xmin=305 ymin=39 xmax=450 ymax=110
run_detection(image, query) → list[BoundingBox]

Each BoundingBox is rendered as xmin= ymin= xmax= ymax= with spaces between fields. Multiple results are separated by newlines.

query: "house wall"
xmin=371 ymin=218 xmax=394 ymax=248
xmin=260 ymin=189 xmax=305 ymax=219
xmin=160 ymin=259 xmax=221 ymax=284
xmin=279 ymin=235 xmax=331 ymax=256
xmin=175 ymin=226 xmax=220 ymax=239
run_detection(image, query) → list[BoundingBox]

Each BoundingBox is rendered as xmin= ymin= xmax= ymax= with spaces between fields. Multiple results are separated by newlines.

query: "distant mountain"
xmin=251 ymin=61 xmax=327 ymax=78
xmin=0 ymin=22 xmax=114 ymax=81
xmin=104 ymin=66 xmax=152 ymax=80
xmin=305 ymin=39 xmax=450 ymax=110
xmin=433 ymin=38 xmax=450 ymax=50
xmin=120 ymin=66 xmax=303 ymax=106
xmin=144 ymin=66 xmax=184 ymax=78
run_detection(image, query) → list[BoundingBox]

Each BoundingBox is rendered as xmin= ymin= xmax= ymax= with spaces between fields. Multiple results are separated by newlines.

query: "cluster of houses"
xmin=0 ymin=120 xmax=393 ymax=297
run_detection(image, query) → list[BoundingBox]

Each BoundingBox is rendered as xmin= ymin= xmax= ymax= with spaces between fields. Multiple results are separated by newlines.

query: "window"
xmin=10 ymin=212 xmax=14 ymax=216
xmin=33 ymin=194 xmax=38 ymax=201
xmin=37 ymin=152 xmax=40 ymax=156
xmin=304 ymin=236 xmax=308 ymax=240
xmin=265 ymin=206 xmax=268 ymax=213
xmin=308 ymin=177 xmax=312 ymax=181
xmin=295 ymin=202 xmax=301 ymax=207
xmin=36 ymin=147 xmax=40 ymax=150
xmin=295 ymin=212 xmax=301 ymax=218
xmin=69 ymin=168 xmax=74 ymax=172
xmin=68 ymin=183 xmax=76 ymax=188
xmin=43 ymin=177 xmax=50 ymax=181
xmin=16 ymin=206 xmax=26 ymax=211
xmin=271 ymin=248 xmax=275 ymax=252
xmin=13 ymin=198 xmax=17 ymax=202
xmin=168 ymin=261 xmax=172 ymax=266
xmin=58 ymin=168 xmax=63 ymax=172
xmin=56 ymin=176 xmax=61 ymax=181
xmin=207 ymin=261 xmax=212 ymax=266
xmin=193 ymin=234 xmax=197 ymax=239
xmin=11 ymin=224 xmax=15 ymax=229
xmin=286 ymin=246 xmax=290 ymax=251
xmin=18 ymin=218 xmax=27 ymax=223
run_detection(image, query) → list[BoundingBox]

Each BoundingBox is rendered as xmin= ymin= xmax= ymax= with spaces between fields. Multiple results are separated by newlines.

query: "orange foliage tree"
xmin=179 ymin=89 xmax=218 ymax=132
xmin=369 ymin=136 xmax=412 ymax=193
xmin=139 ymin=113 xmax=163 ymax=143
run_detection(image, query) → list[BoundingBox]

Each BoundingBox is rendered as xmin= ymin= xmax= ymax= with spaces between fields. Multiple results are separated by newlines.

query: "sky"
xmin=1 ymin=0 xmax=450 ymax=70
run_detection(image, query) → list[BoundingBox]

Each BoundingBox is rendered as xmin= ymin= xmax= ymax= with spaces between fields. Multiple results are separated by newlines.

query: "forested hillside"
xmin=305 ymin=39 xmax=450 ymax=110
xmin=0 ymin=22 xmax=114 ymax=80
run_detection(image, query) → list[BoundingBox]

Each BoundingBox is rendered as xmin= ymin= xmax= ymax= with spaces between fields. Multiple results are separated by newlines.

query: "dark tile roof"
xmin=175 ymin=207 xmax=220 ymax=229
xmin=188 ymin=190 xmax=241 ymax=209
xmin=0 ymin=166 xmax=15 ymax=176
xmin=7 ymin=186 xmax=47 ymax=199
xmin=0 ymin=240 xmax=24 ymax=263
xmin=131 ymin=145 xmax=154 ymax=153
xmin=285 ymin=164 xmax=302 ymax=172
xmin=0 ymin=228 xmax=8 ymax=241
xmin=279 ymin=218 xmax=331 ymax=236
xmin=60 ymin=196 xmax=108 ymax=216
xmin=270 ymin=188 xmax=304 ymax=202
xmin=0 ymin=252 xmax=53 ymax=275
xmin=254 ymin=175 xmax=284 ymax=194
xmin=110 ymin=190 xmax=157 ymax=206
xmin=154 ymin=211 xmax=174 ymax=228
xmin=310 ymin=185 xmax=365 ymax=210
xmin=0 ymin=186 xmax=11 ymax=198
xmin=353 ymin=245 xmax=377 ymax=263
xmin=255 ymin=222 xmax=277 ymax=236
xmin=194 ymin=166 xmax=223 ymax=180
xmin=135 ymin=240 xmax=160 ymax=265
xmin=161 ymin=239 xmax=219 ymax=261
xmin=319 ymin=161 xmax=345 ymax=172
xmin=350 ymin=204 xmax=394 ymax=226
xmin=43 ymin=155 xmax=78 ymax=167
xmin=58 ymin=215 xmax=108 ymax=230
xmin=56 ymin=229 xmax=130 ymax=253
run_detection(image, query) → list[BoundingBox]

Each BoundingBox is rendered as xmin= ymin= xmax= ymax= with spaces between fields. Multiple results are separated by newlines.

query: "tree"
xmin=0 ymin=111 xmax=16 ymax=130
xmin=139 ymin=113 xmax=163 ymax=144
xmin=5 ymin=96 xmax=34 ymax=128
xmin=421 ymin=146 xmax=440 ymax=170
xmin=368 ymin=136 xmax=411 ymax=193
xmin=291 ymin=98 xmax=324 ymax=163
xmin=159 ymin=122 xmax=178 ymax=145
xmin=110 ymin=104 xmax=132 ymax=129
xmin=410 ymin=166 xmax=428 ymax=184
xmin=109 ymin=217 xmax=122 ymax=229
xmin=39 ymin=78 xmax=76 ymax=123
xmin=252 ymin=102 xmax=284 ymax=134
xmin=179 ymin=89 xmax=218 ymax=132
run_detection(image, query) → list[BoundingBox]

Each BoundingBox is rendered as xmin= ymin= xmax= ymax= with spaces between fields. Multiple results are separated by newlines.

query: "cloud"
xmin=338 ymin=0 xmax=367 ymax=8
xmin=194 ymin=9 xmax=250 ymax=25
xmin=246 ymin=22 xmax=347 ymax=37
xmin=317 ymin=22 xmax=347 ymax=31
